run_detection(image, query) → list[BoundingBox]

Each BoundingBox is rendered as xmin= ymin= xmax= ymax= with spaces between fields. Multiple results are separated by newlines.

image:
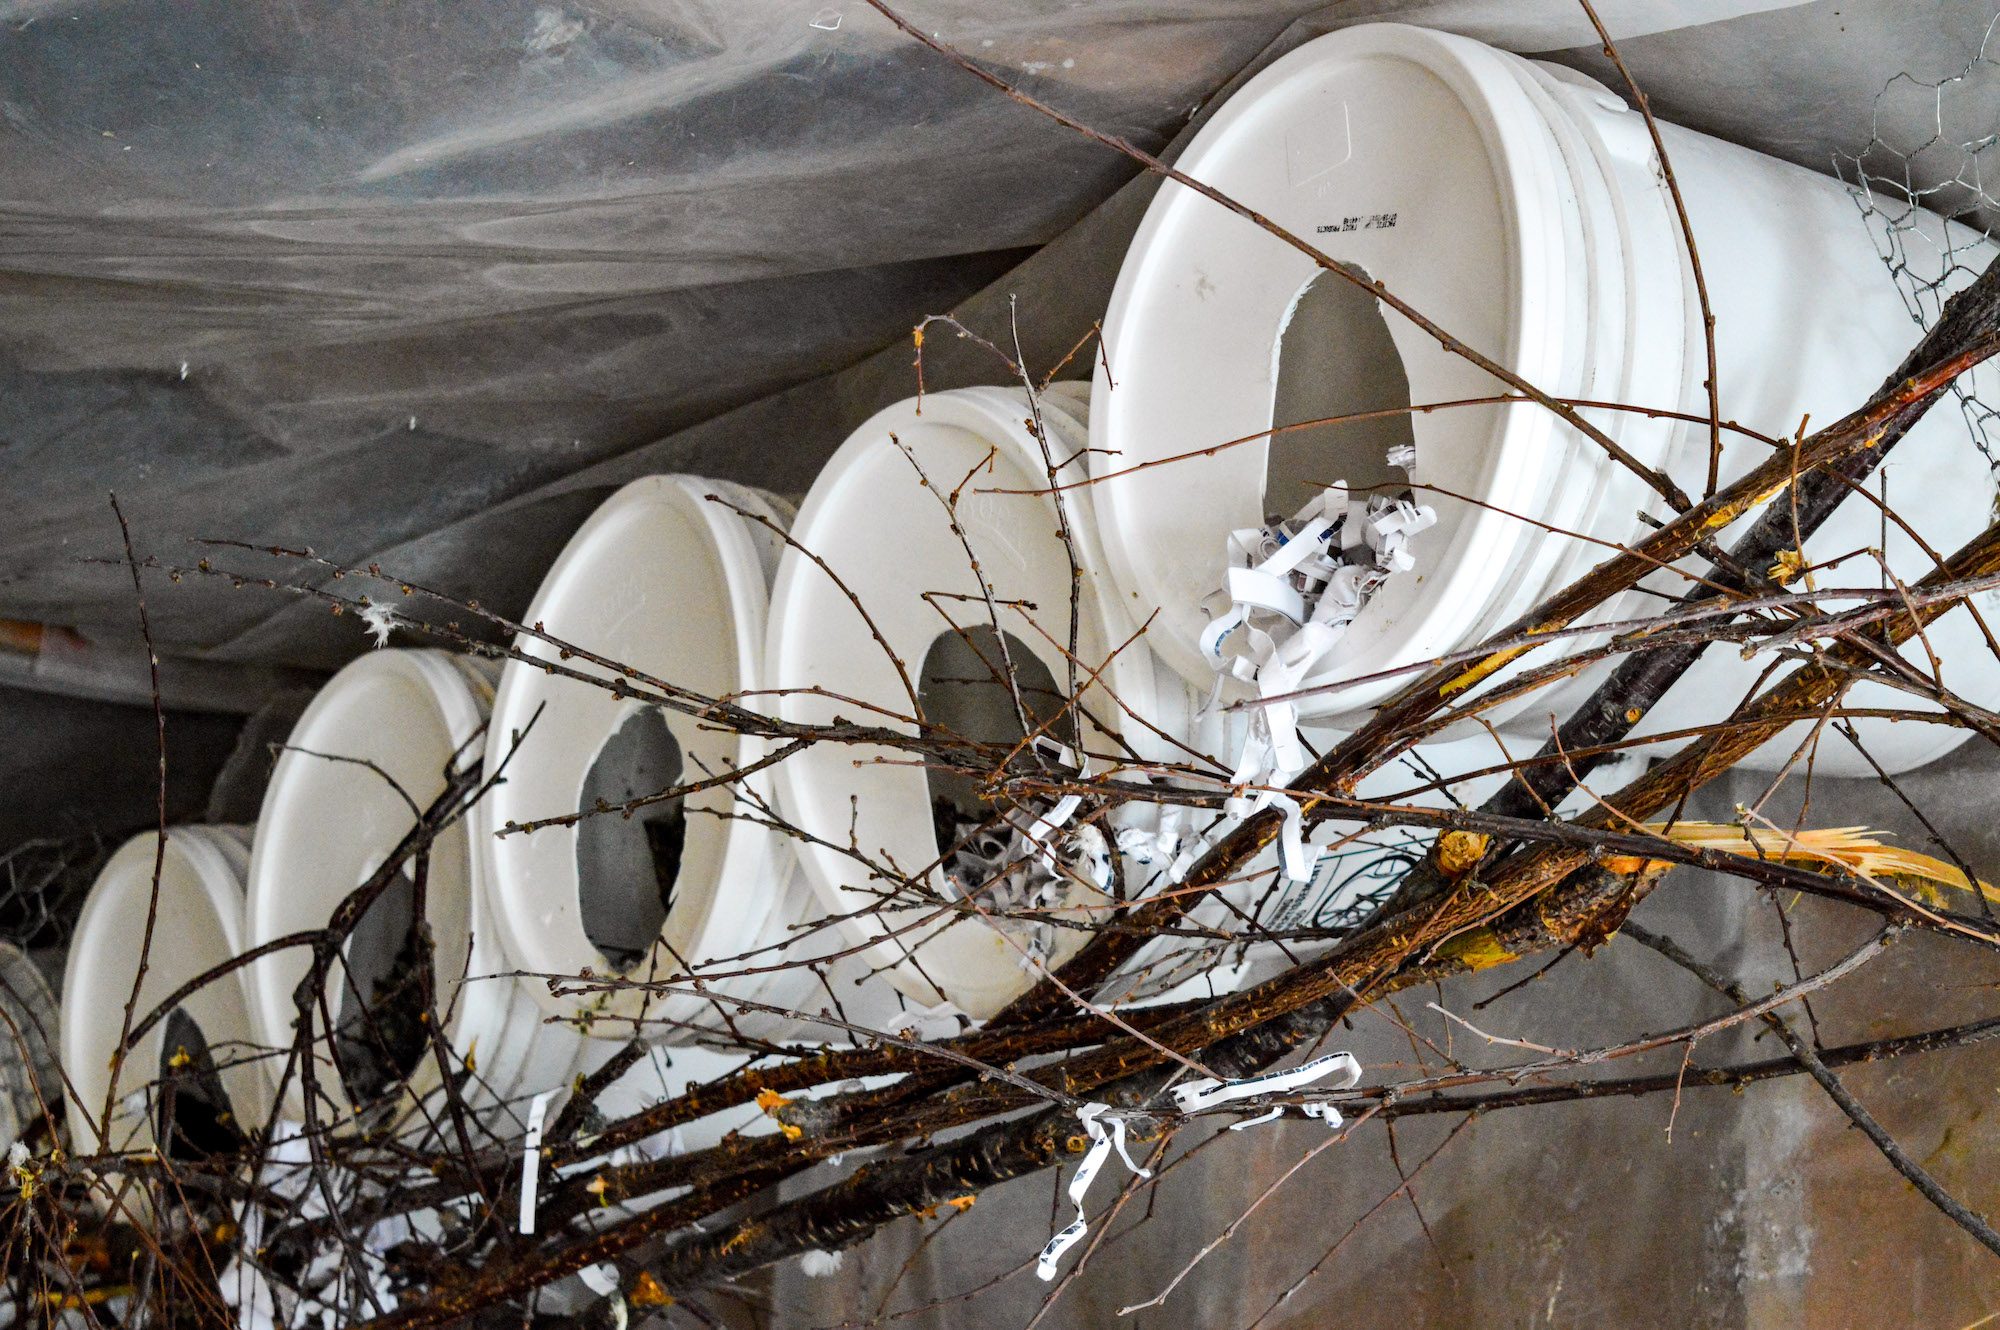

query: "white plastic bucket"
xmin=767 ymin=386 xmax=1203 ymax=1019
xmin=1091 ymin=23 xmax=2000 ymax=775
xmin=245 ymin=649 xmax=588 ymax=1122
xmin=479 ymin=476 xmax=835 ymax=1042
xmin=62 ymin=826 xmax=274 ymax=1163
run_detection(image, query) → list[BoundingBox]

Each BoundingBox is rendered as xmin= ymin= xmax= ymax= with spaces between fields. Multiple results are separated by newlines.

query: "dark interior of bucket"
xmin=919 ymin=625 xmax=1066 ymax=855
xmin=332 ymin=867 xmax=431 ymax=1107
xmin=576 ymin=706 xmax=686 ymax=973
xmin=1266 ymin=263 xmax=1417 ymax=522
xmin=156 ymin=1007 xmax=245 ymax=1160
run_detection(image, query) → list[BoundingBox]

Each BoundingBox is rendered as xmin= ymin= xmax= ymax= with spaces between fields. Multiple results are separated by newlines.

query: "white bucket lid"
xmin=245 ymin=648 xmax=586 ymax=1120
xmin=1090 ymin=24 xmax=1682 ymax=722
xmin=480 ymin=476 xmax=823 ymax=1040
xmin=767 ymin=386 xmax=1189 ymax=1017
xmin=62 ymin=826 xmax=274 ymax=1159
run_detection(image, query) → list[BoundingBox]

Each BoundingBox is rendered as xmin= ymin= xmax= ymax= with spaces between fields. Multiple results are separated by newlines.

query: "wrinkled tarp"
xmin=1 ymin=0 xmax=1345 ymax=671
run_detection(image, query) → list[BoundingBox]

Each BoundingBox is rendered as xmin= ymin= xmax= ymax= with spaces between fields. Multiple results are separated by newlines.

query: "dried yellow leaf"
xmin=915 ymin=1194 xmax=976 ymax=1220
xmin=1436 ymin=928 xmax=1519 ymax=971
xmin=756 ymin=1088 xmax=803 ymax=1139
xmin=1434 ymin=831 xmax=1491 ymax=879
xmin=1768 ymin=548 xmax=1809 ymax=583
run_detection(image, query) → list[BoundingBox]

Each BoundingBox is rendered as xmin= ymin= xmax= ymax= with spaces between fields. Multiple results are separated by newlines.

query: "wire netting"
xmin=1838 ymin=10 xmax=2000 ymax=474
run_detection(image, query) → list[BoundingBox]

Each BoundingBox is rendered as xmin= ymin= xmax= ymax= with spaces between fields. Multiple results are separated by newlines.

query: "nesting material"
xmin=1203 ymin=476 xmax=1437 ymax=793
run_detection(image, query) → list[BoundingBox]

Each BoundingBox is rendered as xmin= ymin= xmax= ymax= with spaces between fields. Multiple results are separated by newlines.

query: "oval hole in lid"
xmin=331 ymin=867 xmax=430 ymax=1107
xmin=918 ymin=624 xmax=1066 ymax=859
xmin=1267 ymin=261 xmax=1415 ymax=521
xmin=155 ymin=1008 xmax=247 ymax=1162
xmin=575 ymin=706 xmax=686 ymax=973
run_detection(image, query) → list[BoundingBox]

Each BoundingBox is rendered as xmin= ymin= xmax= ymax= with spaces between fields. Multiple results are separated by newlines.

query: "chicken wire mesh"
xmin=0 ymin=835 xmax=106 ymax=951
xmin=1838 ymin=9 xmax=2000 ymax=475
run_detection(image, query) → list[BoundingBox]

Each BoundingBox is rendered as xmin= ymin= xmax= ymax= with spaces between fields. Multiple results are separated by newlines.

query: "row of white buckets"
xmin=56 ymin=23 xmax=2000 ymax=1171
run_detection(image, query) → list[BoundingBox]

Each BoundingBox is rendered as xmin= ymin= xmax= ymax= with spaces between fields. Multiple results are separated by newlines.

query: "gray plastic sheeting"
xmin=0 ymin=0 xmax=1336 ymax=670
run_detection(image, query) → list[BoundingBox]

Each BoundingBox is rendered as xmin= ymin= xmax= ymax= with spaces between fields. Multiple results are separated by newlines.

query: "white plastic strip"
xmin=517 ymin=1089 xmax=557 ymax=1235
xmin=886 ymin=999 xmax=974 ymax=1042
xmin=1035 ymin=1103 xmax=1152 ymax=1281
xmin=1198 ymin=603 xmax=1251 ymax=665
xmin=1229 ymin=1100 xmax=1349 ymax=1131
xmin=1224 ymin=567 xmax=1306 ymax=623
xmin=1166 ymin=823 xmax=1220 ymax=884
xmin=1266 ymin=792 xmax=1319 ymax=885
xmin=1170 ymin=1052 xmax=1362 ymax=1119
xmin=1301 ymin=1101 xmax=1347 ymax=1129
xmin=1216 ymin=788 xmax=1319 ymax=884
xmin=1023 ymin=793 xmax=1084 ymax=872
xmin=1031 ymin=735 xmax=1081 ymax=770
xmin=1227 ymin=1106 xmax=1286 ymax=1132
xmin=1256 ymin=516 xmax=1335 ymax=578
